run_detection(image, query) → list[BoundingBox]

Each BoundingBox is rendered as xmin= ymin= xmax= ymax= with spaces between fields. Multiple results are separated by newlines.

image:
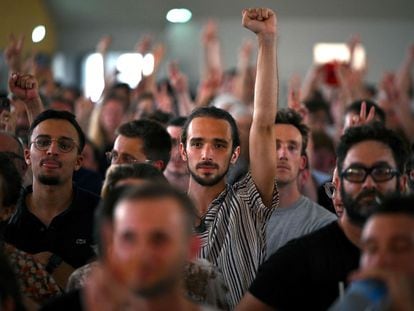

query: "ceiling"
xmin=45 ymin=0 xmax=414 ymax=31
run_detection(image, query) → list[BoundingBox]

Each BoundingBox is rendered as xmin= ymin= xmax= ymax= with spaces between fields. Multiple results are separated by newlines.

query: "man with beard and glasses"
xmin=3 ymin=109 xmax=100 ymax=289
xmin=179 ymin=8 xmax=279 ymax=308
xmin=236 ymin=122 xmax=408 ymax=311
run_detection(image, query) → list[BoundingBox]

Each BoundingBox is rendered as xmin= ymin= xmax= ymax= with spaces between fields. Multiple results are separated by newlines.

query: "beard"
xmin=188 ymin=160 xmax=229 ymax=187
xmin=38 ymin=174 xmax=61 ymax=185
xmin=133 ymin=275 xmax=177 ymax=299
xmin=341 ymin=184 xmax=400 ymax=226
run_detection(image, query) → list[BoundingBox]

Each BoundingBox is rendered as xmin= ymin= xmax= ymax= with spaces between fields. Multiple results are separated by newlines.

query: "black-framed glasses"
xmin=105 ymin=150 xmax=152 ymax=165
xmin=324 ymin=182 xmax=336 ymax=199
xmin=30 ymin=136 xmax=79 ymax=153
xmin=341 ymin=165 xmax=399 ymax=183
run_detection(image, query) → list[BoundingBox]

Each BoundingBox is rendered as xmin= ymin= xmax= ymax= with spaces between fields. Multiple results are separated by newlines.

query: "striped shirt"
xmin=196 ymin=172 xmax=279 ymax=308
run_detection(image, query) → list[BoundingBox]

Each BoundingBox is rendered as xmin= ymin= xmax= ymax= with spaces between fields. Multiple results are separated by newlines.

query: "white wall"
xmin=53 ymin=16 xmax=414 ymax=103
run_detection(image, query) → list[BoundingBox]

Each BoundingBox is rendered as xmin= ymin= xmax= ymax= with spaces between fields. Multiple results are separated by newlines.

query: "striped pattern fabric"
xmin=197 ymin=172 xmax=279 ymax=309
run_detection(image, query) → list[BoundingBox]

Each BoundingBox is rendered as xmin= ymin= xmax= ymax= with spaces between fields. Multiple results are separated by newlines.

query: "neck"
xmin=187 ymin=177 xmax=226 ymax=217
xmin=277 ymin=181 xmax=302 ymax=208
xmin=29 ymin=180 xmax=74 ymax=226
xmin=338 ymin=213 xmax=363 ymax=248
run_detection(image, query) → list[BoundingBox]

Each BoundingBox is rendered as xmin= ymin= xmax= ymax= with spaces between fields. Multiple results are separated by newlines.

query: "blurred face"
xmin=0 ymin=133 xmax=26 ymax=177
xmin=360 ymin=214 xmax=414 ymax=277
xmin=181 ymin=117 xmax=239 ymax=187
xmin=339 ymin=140 xmax=404 ymax=226
xmin=275 ymin=124 xmax=305 ymax=187
xmin=107 ymin=197 xmax=192 ymax=297
xmin=25 ymin=119 xmax=83 ymax=186
xmin=100 ymin=100 xmax=125 ymax=134
xmin=11 ymin=99 xmax=30 ymax=139
xmin=332 ymin=168 xmax=344 ymax=218
xmin=165 ymin=125 xmax=187 ymax=176
xmin=110 ymin=135 xmax=148 ymax=166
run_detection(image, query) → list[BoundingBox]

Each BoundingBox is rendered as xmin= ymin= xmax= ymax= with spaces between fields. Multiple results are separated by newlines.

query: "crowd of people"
xmin=0 ymin=6 xmax=414 ymax=311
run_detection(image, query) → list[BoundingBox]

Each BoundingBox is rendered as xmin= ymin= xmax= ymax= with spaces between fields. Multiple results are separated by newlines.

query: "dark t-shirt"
xmin=249 ymin=221 xmax=360 ymax=311
xmin=3 ymin=184 xmax=100 ymax=268
xmin=41 ymin=289 xmax=83 ymax=311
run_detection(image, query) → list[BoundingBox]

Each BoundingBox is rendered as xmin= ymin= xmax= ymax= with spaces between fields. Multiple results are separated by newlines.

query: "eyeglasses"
xmin=105 ymin=150 xmax=152 ymax=165
xmin=341 ymin=165 xmax=399 ymax=183
xmin=324 ymin=182 xmax=336 ymax=199
xmin=30 ymin=136 xmax=79 ymax=153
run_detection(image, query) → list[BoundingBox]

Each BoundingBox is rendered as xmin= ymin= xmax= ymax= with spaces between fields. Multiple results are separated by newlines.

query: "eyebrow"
xmin=35 ymin=134 xmax=75 ymax=141
xmin=347 ymin=161 xmax=394 ymax=168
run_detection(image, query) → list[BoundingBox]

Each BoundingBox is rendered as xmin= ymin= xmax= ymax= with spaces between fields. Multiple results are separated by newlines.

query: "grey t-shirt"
xmin=266 ymin=195 xmax=337 ymax=258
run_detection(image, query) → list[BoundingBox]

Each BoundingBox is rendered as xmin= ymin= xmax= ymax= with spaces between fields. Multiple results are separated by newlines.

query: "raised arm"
xmin=243 ymin=8 xmax=278 ymax=208
xmin=8 ymin=73 xmax=44 ymax=125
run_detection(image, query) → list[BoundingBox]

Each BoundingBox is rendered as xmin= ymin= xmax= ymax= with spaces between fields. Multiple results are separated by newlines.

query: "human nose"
xmin=361 ymin=173 xmax=377 ymax=190
xmin=201 ymin=144 xmax=213 ymax=161
xmin=277 ymin=145 xmax=288 ymax=159
xmin=46 ymin=140 xmax=60 ymax=154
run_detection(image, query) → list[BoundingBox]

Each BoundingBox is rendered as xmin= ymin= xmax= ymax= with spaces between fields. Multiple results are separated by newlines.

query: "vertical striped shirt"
xmin=196 ymin=172 xmax=279 ymax=309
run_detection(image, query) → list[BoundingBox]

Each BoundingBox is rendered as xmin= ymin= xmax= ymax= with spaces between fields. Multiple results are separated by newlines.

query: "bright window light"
xmin=314 ymin=43 xmax=350 ymax=64
xmin=166 ymin=8 xmax=192 ymax=23
xmin=116 ymin=53 xmax=143 ymax=88
xmin=313 ymin=43 xmax=366 ymax=69
xmin=142 ymin=53 xmax=154 ymax=77
xmin=84 ymin=53 xmax=105 ymax=102
xmin=32 ymin=25 xmax=46 ymax=43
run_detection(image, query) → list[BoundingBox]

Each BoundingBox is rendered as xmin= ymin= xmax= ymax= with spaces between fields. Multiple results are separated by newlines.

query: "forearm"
xmin=24 ymin=97 xmax=44 ymax=125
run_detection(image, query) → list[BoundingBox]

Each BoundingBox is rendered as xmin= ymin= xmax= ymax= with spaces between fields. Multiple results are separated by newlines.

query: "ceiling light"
xmin=32 ymin=25 xmax=46 ymax=43
xmin=166 ymin=8 xmax=192 ymax=23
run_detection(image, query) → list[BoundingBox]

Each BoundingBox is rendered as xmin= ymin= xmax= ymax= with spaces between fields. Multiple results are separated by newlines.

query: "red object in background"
xmin=323 ymin=62 xmax=340 ymax=86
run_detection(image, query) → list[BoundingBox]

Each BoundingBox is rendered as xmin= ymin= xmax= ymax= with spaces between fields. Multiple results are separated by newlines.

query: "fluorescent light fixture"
xmin=116 ymin=53 xmax=144 ymax=88
xmin=32 ymin=25 xmax=46 ymax=43
xmin=84 ymin=53 xmax=105 ymax=102
xmin=166 ymin=8 xmax=192 ymax=23
xmin=313 ymin=43 xmax=366 ymax=69
xmin=314 ymin=43 xmax=350 ymax=64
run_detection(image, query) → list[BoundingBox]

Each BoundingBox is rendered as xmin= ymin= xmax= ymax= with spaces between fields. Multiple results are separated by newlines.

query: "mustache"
xmin=196 ymin=161 xmax=219 ymax=169
xmin=355 ymin=189 xmax=384 ymax=204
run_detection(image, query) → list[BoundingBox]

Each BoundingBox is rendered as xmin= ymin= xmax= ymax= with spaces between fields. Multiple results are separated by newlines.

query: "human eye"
xmin=58 ymin=138 xmax=75 ymax=152
xmin=345 ymin=167 xmax=365 ymax=181
xmin=190 ymin=141 xmax=202 ymax=148
xmin=372 ymin=166 xmax=394 ymax=180
xmin=288 ymin=143 xmax=299 ymax=152
xmin=35 ymin=136 xmax=51 ymax=148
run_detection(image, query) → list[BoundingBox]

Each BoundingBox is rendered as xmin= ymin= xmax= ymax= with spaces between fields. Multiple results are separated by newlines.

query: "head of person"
xmin=405 ymin=143 xmax=414 ymax=192
xmin=274 ymin=108 xmax=309 ymax=187
xmin=165 ymin=117 xmax=188 ymax=177
xmin=49 ymin=96 xmax=75 ymax=113
xmin=360 ymin=194 xmax=414 ymax=278
xmin=101 ymin=163 xmax=168 ymax=199
xmin=311 ymin=130 xmax=336 ymax=175
xmin=324 ymin=166 xmax=344 ymax=218
xmin=109 ymin=119 xmax=171 ymax=171
xmin=99 ymin=94 xmax=128 ymax=138
xmin=0 ymin=131 xmax=27 ymax=177
xmin=133 ymin=92 xmax=156 ymax=120
xmin=180 ymin=106 xmax=240 ymax=187
xmin=344 ymin=100 xmax=386 ymax=129
xmin=336 ymin=122 xmax=409 ymax=227
xmin=26 ymin=109 xmax=85 ymax=186
xmin=0 ymin=153 xmax=22 ymax=221
xmin=97 ymin=183 xmax=198 ymax=298
xmin=9 ymin=96 xmax=30 ymax=145
xmin=304 ymin=99 xmax=332 ymax=132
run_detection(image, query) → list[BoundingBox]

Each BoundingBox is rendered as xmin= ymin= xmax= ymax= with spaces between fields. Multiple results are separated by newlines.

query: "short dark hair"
xmin=167 ymin=116 xmax=187 ymax=128
xmin=336 ymin=122 xmax=409 ymax=174
xmin=0 ymin=153 xmax=22 ymax=207
xmin=304 ymin=99 xmax=333 ymax=124
xmin=117 ymin=119 xmax=171 ymax=171
xmin=345 ymin=100 xmax=386 ymax=124
xmin=95 ymin=183 xmax=197 ymax=255
xmin=28 ymin=109 xmax=85 ymax=153
xmin=101 ymin=163 xmax=168 ymax=199
xmin=275 ymin=108 xmax=310 ymax=155
xmin=181 ymin=106 xmax=240 ymax=151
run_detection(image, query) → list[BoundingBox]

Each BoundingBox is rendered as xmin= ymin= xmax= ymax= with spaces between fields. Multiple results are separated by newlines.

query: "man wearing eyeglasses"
xmin=3 ymin=109 xmax=100 ymax=288
xmin=106 ymin=119 xmax=171 ymax=172
xmin=237 ymin=122 xmax=408 ymax=311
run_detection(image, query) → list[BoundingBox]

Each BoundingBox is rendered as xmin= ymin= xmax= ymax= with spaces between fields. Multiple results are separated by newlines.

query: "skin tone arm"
xmin=243 ymin=8 xmax=278 ymax=208
xmin=8 ymin=73 xmax=44 ymax=124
